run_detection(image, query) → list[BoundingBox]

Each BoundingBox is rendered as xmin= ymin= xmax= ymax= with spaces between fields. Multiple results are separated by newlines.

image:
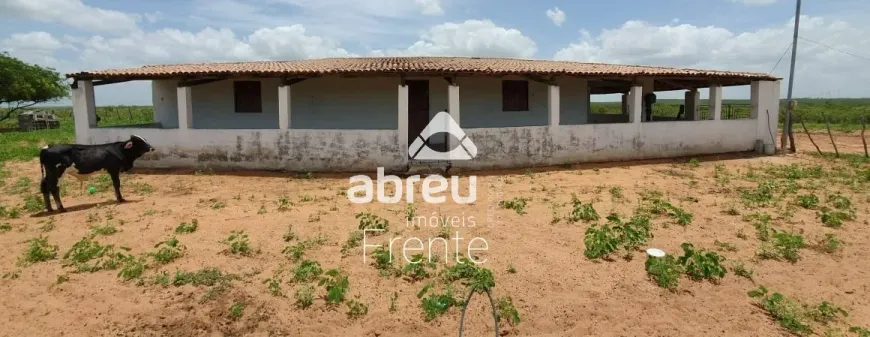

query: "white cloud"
xmin=554 ymin=15 xmax=870 ymax=97
xmin=546 ymin=7 xmax=566 ymax=27
xmin=74 ymin=25 xmax=354 ymax=69
xmin=373 ymin=20 xmax=537 ymax=58
xmin=0 ymin=0 xmax=140 ymax=34
xmin=1 ymin=32 xmax=66 ymax=68
xmin=415 ymin=0 xmax=444 ymax=15
xmin=142 ymin=12 xmax=162 ymax=24
xmin=730 ymin=0 xmax=778 ymax=5
xmin=193 ymin=0 xmax=428 ymax=43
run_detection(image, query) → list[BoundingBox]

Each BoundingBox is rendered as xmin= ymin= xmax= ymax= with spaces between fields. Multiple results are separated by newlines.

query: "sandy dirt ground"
xmin=0 ymin=131 xmax=868 ymax=337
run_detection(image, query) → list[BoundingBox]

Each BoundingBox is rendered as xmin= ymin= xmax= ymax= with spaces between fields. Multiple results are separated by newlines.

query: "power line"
xmin=768 ymin=42 xmax=792 ymax=75
xmin=798 ymin=36 xmax=870 ymax=62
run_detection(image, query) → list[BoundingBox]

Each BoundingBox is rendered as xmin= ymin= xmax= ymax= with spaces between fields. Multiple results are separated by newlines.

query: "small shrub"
xmin=22 ymin=194 xmax=44 ymax=213
xmin=221 ymin=230 xmax=252 ymax=256
xmin=346 ymin=299 xmax=368 ymax=319
xmin=149 ymin=237 xmax=184 ymax=264
xmin=584 ymin=213 xmax=653 ymax=260
xmin=318 ymin=268 xmax=350 ymax=305
xmin=418 ymin=283 xmax=459 ymax=321
xmin=496 ymin=296 xmax=521 ymax=326
xmin=796 ymin=194 xmax=819 ymax=209
xmin=405 ymin=203 xmax=417 ymax=221
xmin=645 ymin=255 xmax=682 ymax=290
xmin=713 ymin=240 xmax=738 ymax=252
xmin=740 ymin=181 xmax=777 ymax=207
xmin=91 ymin=224 xmax=117 ymax=236
xmin=118 ymin=256 xmax=147 ymax=281
xmin=356 ymin=212 xmax=389 ymax=233
xmin=731 ymin=261 xmax=754 ymax=281
xmin=567 ymin=194 xmax=599 ymax=223
xmin=759 ymin=231 xmax=807 ymax=263
xmin=283 ymin=242 xmax=307 ymax=262
xmin=291 ymin=260 xmax=324 ymax=283
xmin=340 ymin=231 xmax=363 ymax=257
xmin=677 ymin=243 xmax=727 ymax=283
xmin=172 ymin=268 xmax=228 ymax=287
xmin=402 ymin=254 xmax=436 ymax=281
xmin=264 ymin=277 xmax=282 ymax=297
xmin=818 ymin=208 xmax=854 ymax=228
xmin=229 ymin=302 xmax=245 ymax=320
xmin=175 ymin=219 xmax=198 ymax=234
xmin=812 ymin=233 xmax=841 ymax=254
xmin=498 ymin=197 xmax=530 ymax=215
xmin=294 ymin=284 xmax=315 ymax=308
xmin=826 ymin=193 xmax=851 ymax=210
xmin=20 ymin=236 xmax=58 ymax=265
xmin=748 ymin=286 xmax=813 ymax=336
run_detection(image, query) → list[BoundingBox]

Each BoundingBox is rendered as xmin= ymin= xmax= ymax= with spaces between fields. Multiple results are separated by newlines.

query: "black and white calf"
xmin=39 ymin=135 xmax=155 ymax=212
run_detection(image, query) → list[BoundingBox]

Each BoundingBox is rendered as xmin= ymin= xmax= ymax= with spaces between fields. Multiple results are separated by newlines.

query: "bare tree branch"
xmin=0 ymin=101 xmax=40 ymax=122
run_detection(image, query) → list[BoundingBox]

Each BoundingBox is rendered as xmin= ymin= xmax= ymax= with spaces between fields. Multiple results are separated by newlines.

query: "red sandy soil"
xmin=0 ymin=131 xmax=867 ymax=337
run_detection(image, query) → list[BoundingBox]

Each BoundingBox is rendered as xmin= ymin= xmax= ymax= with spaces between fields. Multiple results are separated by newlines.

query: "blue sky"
xmin=2 ymin=0 xmax=869 ymax=105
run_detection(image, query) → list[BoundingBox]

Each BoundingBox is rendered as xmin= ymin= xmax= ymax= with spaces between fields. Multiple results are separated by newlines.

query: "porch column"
xmin=72 ymin=80 xmax=97 ymax=144
xmin=621 ymin=94 xmax=628 ymax=115
xmin=709 ymin=84 xmax=723 ymax=120
xmin=627 ymin=85 xmax=643 ymax=124
xmin=750 ymin=80 xmax=781 ymax=154
xmin=547 ymin=85 xmax=560 ymax=126
xmin=278 ymin=85 xmax=291 ymax=130
xmin=640 ymin=77 xmax=654 ymax=95
xmin=639 ymin=77 xmax=655 ymax=121
xmin=398 ymin=83 xmax=409 ymax=160
xmin=448 ymin=84 xmax=460 ymax=122
xmin=177 ymin=86 xmax=193 ymax=130
xmin=685 ymin=89 xmax=700 ymax=120
xmin=447 ymin=84 xmax=460 ymax=151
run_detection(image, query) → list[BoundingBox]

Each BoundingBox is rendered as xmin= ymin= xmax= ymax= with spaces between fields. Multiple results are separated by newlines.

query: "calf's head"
xmin=124 ymin=135 xmax=155 ymax=157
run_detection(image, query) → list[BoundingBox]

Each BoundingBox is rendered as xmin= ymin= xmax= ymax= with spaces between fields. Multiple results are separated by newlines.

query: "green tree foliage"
xmin=0 ymin=52 xmax=69 ymax=121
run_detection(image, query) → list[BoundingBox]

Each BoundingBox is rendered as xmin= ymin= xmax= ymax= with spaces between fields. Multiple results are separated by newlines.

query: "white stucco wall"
xmin=191 ymin=78 xmax=281 ymax=129
xmin=84 ymin=128 xmax=404 ymax=172
xmin=152 ymin=80 xmax=179 ymax=128
xmin=457 ymin=76 xmax=550 ymax=128
xmin=291 ymin=77 xmax=399 ymax=130
xmin=559 ymin=77 xmax=590 ymax=125
xmin=452 ymin=119 xmax=758 ymax=170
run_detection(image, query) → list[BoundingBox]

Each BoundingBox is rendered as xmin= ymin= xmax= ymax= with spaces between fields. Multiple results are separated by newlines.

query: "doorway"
xmin=407 ymin=80 xmax=440 ymax=157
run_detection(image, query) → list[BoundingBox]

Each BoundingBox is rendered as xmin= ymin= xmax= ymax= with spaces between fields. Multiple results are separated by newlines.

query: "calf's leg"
xmin=51 ymin=167 xmax=66 ymax=212
xmin=40 ymin=176 xmax=53 ymax=212
xmin=108 ymin=170 xmax=125 ymax=203
xmin=40 ymin=168 xmax=61 ymax=212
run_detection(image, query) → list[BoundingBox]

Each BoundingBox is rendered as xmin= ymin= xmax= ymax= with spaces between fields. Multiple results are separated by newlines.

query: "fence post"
xmin=798 ymin=113 xmax=822 ymax=156
xmin=861 ymin=116 xmax=868 ymax=158
xmin=822 ymin=111 xmax=839 ymax=157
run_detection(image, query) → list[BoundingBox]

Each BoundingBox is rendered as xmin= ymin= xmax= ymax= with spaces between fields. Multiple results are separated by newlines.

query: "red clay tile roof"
xmin=66 ymin=56 xmax=778 ymax=82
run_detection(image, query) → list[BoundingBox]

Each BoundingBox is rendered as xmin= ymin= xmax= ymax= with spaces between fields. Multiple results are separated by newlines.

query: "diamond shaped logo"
xmin=409 ymin=111 xmax=477 ymax=160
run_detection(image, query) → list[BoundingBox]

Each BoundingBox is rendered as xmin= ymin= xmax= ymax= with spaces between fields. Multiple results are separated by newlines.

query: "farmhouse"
xmin=65 ymin=57 xmax=781 ymax=172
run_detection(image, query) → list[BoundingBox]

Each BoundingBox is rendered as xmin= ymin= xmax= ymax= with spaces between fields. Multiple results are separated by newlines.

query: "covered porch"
xmin=68 ymin=58 xmax=781 ymax=172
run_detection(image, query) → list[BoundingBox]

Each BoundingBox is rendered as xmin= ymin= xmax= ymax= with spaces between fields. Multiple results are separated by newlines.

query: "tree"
xmin=0 ymin=52 xmax=69 ymax=122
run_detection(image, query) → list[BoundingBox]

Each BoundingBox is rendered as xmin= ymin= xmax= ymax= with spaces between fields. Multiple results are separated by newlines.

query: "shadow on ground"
xmin=29 ymin=199 xmax=142 ymax=217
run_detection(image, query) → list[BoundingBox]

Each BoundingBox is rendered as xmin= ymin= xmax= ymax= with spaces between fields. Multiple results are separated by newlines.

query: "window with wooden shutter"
xmin=233 ymin=81 xmax=262 ymax=113
xmin=502 ymin=80 xmax=529 ymax=111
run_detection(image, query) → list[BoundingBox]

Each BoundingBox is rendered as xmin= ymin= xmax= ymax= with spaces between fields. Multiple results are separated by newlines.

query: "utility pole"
xmin=782 ymin=0 xmax=801 ymax=152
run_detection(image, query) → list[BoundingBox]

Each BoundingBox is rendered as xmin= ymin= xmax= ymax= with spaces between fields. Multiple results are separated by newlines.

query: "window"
xmin=502 ymin=80 xmax=529 ymax=111
xmin=233 ymin=81 xmax=262 ymax=113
